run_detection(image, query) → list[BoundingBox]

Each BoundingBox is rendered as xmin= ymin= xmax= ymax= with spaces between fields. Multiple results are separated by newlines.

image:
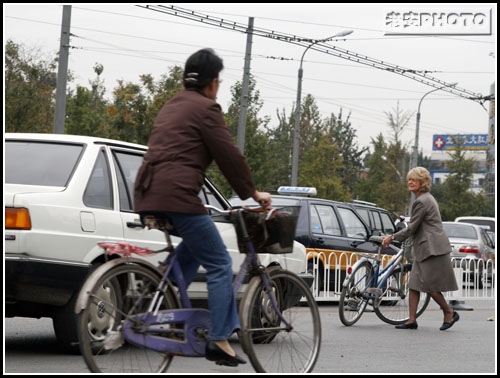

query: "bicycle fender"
xmin=74 ymin=257 xmax=161 ymax=314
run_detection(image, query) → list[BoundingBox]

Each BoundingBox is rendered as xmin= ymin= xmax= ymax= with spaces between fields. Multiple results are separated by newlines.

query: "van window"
xmin=338 ymin=207 xmax=367 ymax=239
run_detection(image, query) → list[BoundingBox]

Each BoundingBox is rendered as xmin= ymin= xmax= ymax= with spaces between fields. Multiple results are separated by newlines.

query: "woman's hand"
xmin=253 ymin=190 xmax=272 ymax=210
xmin=382 ymin=234 xmax=393 ymax=247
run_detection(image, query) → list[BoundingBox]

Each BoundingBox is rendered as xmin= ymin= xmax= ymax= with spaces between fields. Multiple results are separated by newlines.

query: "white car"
xmin=5 ymin=133 xmax=308 ymax=353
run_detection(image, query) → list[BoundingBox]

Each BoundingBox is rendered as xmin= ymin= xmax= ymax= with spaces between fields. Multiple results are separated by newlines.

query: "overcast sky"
xmin=3 ymin=3 xmax=497 ymax=156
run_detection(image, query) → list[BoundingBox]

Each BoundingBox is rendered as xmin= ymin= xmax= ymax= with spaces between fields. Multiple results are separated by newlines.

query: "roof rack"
xmin=352 ymin=199 xmax=378 ymax=207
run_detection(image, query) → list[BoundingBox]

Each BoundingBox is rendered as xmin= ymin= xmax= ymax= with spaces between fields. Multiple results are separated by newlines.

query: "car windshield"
xmin=443 ymin=223 xmax=478 ymax=239
xmin=5 ymin=140 xmax=84 ymax=187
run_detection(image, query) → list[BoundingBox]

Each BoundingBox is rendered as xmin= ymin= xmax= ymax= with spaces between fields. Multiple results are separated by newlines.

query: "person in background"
xmin=134 ymin=48 xmax=271 ymax=366
xmin=382 ymin=166 xmax=459 ymax=331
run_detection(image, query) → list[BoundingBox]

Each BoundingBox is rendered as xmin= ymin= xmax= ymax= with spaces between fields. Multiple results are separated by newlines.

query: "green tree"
xmin=266 ymin=107 xmax=295 ymax=190
xmin=295 ymin=94 xmax=323 ymax=186
xmin=353 ymin=104 xmax=416 ymax=217
xmin=438 ymin=136 xmax=487 ymax=220
xmin=5 ymin=39 xmax=57 ymax=133
xmin=206 ymin=75 xmax=272 ymax=197
xmin=107 ymin=66 xmax=184 ymax=144
xmin=65 ymin=63 xmax=109 ymax=137
xmin=353 ymin=134 xmax=390 ymax=206
xmin=322 ymin=109 xmax=367 ymax=195
xmin=138 ymin=66 xmax=184 ymax=143
xmin=382 ymin=103 xmax=414 ymax=216
xmin=300 ymin=132 xmax=349 ymax=201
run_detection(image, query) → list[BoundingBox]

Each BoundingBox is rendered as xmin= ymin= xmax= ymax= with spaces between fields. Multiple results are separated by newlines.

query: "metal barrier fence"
xmin=306 ymin=251 xmax=496 ymax=302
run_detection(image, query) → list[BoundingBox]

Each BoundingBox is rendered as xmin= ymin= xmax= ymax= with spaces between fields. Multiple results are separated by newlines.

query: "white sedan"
xmin=5 ymin=132 xmax=308 ymax=353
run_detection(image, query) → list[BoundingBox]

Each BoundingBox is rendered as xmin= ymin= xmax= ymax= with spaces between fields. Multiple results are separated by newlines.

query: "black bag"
xmin=233 ymin=206 xmax=299 ymax=254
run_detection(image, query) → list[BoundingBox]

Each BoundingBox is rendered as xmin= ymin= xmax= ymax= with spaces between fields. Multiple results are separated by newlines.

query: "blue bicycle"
xmin=75 ymin=205 xmax=321 ymax=373
xmin=339 ymin=236 xmax=430 ymax=326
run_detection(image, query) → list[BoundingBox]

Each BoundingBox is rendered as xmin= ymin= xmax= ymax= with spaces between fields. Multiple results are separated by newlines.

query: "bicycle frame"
xmin=80 ymin=207 xmax=290 ymax=358
xmin=343 ymin=242 xmax=404 ymax=301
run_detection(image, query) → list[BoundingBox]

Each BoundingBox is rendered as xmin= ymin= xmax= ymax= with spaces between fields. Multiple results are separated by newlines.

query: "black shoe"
xmin=440 ymin=311 xmax=459 ymax=331
xmin=205 ymin=340 xmax=247 ymax=367
xmin=395 ymin=321 xmax=418 ymax=329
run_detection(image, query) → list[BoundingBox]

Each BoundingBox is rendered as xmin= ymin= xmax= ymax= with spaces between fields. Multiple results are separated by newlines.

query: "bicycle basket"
xmin=233 ymin=206 xmax=300 ymax=254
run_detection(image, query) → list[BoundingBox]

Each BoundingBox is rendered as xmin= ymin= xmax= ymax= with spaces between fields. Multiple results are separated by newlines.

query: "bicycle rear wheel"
xmin=374 ymin=264 xmax=431 ymax=325
xmin=339 ymin=260 xmax=373 ymax=326
xmin=77 ymin=261 xmax=179 ymax=373
xmin=239 ymin=269 xmax=321 ymax=373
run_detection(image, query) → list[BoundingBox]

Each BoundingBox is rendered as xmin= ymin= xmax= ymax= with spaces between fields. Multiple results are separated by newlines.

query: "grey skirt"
xmin=409 ymin=253 xmax=458 ymax=292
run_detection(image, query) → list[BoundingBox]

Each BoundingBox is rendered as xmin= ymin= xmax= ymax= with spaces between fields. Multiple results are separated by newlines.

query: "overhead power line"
xmin=137 ymin=4 xmax=492 ymax=106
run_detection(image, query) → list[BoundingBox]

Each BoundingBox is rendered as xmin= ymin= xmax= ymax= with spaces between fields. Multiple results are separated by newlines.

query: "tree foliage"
xmin=5 ymin=39 xmax=58 ymax=133
xmin=437 ymin=136 xmax=490 ymax=220
xmin=4 ymin=39 xmax=493 ymax=219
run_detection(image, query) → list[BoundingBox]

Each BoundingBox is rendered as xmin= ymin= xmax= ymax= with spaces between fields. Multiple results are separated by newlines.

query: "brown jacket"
xmin=393 ymin=192 xmax=451 ymax=262
xmin=134 ymin=89 xmax=256 ymax=214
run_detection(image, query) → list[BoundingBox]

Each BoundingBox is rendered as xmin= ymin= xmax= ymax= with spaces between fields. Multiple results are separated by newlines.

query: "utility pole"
xmin=236 ymin=17 xmax=254 ymax=154
xmin=53 ymin=5 xmax=71 ymax=134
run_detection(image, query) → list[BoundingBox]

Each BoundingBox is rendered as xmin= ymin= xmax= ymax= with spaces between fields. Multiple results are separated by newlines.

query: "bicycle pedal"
xmin=366 ymin=287 xmax=383 ymax=296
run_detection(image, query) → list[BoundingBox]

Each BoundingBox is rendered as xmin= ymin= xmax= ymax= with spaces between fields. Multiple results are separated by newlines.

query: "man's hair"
xmin=183 ymin=48 xmax=224 ymax=90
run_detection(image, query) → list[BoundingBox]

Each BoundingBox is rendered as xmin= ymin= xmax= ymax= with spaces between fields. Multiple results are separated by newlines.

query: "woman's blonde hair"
xmin=407 ymin=166 xmax=431 ymax=192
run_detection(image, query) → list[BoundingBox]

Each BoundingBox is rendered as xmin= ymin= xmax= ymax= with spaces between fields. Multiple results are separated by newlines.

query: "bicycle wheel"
xmin=239 ymin=269 xmax=321 ymax=373
xmin=77 ymin=261 xmax=179 ymax=373
xmin=374 ymin=264 xmax=431 ymax=325
xmin=339 ymin=260 xmax=373 ymax=326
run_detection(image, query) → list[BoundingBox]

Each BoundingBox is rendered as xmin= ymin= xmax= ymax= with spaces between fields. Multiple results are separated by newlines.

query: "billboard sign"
xmin=432 ymin=134 xmax=488 ymax=151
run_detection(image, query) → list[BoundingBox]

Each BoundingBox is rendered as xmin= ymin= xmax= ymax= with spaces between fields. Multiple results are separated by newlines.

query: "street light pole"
xmin=410 ymin=82 xmax=458 ymax=170
xmin=408 ymin=81 xmax=458 ymax=214
xmin=290 ymin=30 xmax=353 ymax=186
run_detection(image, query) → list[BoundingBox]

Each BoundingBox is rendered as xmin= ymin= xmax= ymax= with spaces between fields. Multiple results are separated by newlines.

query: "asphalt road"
xmin=4 ymin=299 xmax=496 ymax=374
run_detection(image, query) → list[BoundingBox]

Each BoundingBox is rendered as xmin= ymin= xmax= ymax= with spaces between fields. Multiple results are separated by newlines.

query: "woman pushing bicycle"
xmin=382 ymin=167 xmax=459 ymax=331
xmin=134 ymin=48 xmax=271 ymax=367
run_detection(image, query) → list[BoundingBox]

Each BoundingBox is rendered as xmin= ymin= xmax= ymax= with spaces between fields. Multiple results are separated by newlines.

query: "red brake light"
xmin=458 ymin=245 xmax=480 ymax=254
xmin=5 ymin=208 xmax=32 ymax=230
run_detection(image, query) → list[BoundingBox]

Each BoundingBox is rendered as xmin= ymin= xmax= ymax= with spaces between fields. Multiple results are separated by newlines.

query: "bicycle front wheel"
xmin=374 ymin=264 xmax=431 ymax=325
xmin=239 ymin=269 xmax=321 ymax=373
xmin=339 ymin=260 xmax=373 ymax=326
xmin=77 ymin=261 xmax=179 ymax=373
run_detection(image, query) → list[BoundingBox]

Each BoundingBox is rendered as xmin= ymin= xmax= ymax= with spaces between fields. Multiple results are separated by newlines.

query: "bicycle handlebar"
xmin=369 ymin=235 xmax=401 ymax=254
xmin=205 ymin=204 xmax=269 ymax=215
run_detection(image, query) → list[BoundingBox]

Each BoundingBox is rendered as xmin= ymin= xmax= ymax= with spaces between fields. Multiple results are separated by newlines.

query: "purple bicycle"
xmin=75 ymin=205 xmax=321 ymax=373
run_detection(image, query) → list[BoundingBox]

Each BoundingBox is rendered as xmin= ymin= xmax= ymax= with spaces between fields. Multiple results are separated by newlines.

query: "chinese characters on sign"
xmin=384 ymin=8 xmax=492 ymax=35
xmin=432 ymin=134 xmax=488 ymax=151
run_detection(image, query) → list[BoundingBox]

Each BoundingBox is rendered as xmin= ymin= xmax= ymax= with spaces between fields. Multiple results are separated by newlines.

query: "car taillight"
xmin=458 ymin=245 xmax=480 ymax=254
xmin=5 ymin=208 xmax=32 ymax=230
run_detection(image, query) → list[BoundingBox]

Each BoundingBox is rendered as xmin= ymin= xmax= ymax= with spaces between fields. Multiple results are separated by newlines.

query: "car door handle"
xmin=350 ymin=240 xmax=364 ymax=248
xmin=127 ymin=221 xmax=145 ymax=228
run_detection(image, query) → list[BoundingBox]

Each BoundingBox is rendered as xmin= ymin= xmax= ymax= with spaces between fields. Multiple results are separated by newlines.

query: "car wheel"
xmin=53 ymin=262 xmax=103 ymax=354
xmin=307 ymin=260 xmax=324 ymax=296
xmin=52 ymin=293 xmax=82 ymax=354
xmin=478 ymin=270 xmax=484 ymax=289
